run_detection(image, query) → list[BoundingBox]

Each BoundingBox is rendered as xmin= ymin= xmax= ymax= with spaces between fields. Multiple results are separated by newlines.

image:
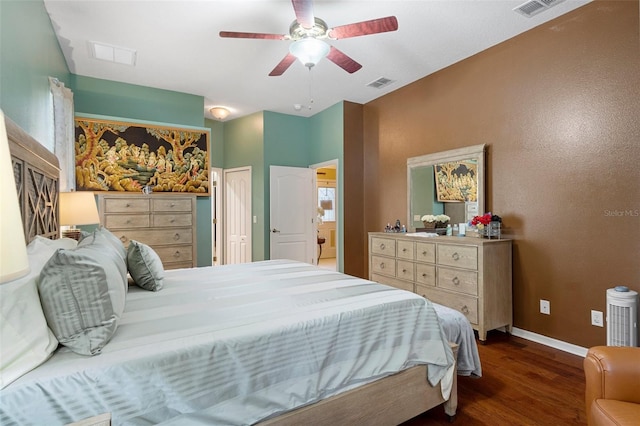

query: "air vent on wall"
xmin=367 ymin=77 xmax=394 ymax=89
xmin=514 ymin=0 xmax=566 ymax=18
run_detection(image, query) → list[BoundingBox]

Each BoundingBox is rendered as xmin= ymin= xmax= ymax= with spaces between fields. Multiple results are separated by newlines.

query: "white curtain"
xmin=49 ymin=77 xmax=75 ymax=191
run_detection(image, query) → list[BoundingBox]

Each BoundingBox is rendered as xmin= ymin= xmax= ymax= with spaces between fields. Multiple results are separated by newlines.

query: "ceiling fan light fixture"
xmin=210 ymin=107 xmax=230 ymax=120
xmin=289 ymin=38 xmax=330 ymax=68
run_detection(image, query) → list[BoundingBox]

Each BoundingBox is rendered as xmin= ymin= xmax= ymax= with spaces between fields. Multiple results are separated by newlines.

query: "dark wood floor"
xmin=402 ymin=331 xmax=587 ymax=425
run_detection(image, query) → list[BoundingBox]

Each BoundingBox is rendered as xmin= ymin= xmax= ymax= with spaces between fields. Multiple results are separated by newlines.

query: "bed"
xmin=0 ymin=114 xmax=474 ymax=425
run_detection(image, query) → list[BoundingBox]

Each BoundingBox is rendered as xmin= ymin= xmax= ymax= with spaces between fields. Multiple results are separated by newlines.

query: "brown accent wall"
xmin=361 ymin=1 xmax=640 ymax=348
xmin=343 ymin=101 xmax=365 ymax=278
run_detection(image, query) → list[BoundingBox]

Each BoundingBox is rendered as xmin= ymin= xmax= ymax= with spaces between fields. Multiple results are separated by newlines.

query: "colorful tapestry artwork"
xmin=74 ymin=117 xmax=210 ymax=195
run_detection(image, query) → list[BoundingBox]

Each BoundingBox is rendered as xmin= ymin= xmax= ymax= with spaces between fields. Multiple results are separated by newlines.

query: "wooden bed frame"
xmin=6 ymin=114 xmax=458 ymax=425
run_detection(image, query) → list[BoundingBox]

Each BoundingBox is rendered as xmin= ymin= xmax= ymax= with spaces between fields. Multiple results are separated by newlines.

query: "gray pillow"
xmin=127 ymin=240 xmax=165 ymax=291
xmin=38 ymin=232 xmax=127 ymax=356
xmin=79 ymin=227 xmax=128 ymax=293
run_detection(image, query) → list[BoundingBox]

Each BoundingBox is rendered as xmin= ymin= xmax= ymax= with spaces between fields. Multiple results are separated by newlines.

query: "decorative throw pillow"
xmin=79 ymin=227 xmax=128 ymax=293
xmin=0 ymin=238 xmax=62 ymax=389
xmin=38 ymin=232 xmax=127 ymax=355
xmin=127 ymin=240 xmax=165 ymax=291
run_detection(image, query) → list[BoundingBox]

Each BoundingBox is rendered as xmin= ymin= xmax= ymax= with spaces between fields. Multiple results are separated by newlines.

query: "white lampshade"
xmin=0 ymin=110 xmax=30 ymax=284
xmin=59 ymin=191 xmax=100 ymax=227
xmin=289 ymin=38 xmax=330 ymax=68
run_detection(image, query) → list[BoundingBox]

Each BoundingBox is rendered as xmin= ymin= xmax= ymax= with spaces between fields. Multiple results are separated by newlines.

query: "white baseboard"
xmin=510 ymin=327 xmax=588 ymax=357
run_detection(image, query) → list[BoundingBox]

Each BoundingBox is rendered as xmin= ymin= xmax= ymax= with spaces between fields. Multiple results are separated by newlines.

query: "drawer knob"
xmin=422 ymin=273 xmax=427 ymax=277
xmin=170 ymin=218 xmax=175 ymax=223
xmin=379 ymin=262 xmax=385 ymax=270
xmin=451 ymin=252 xmax=460 ymax=261
xmin=452 ymin=277 xmax=460 ymax=285
xmin=402 ymin=268 xmax=407 ymax=273
xmin=173 ymin=233 xmax=180 ymax=241
xmin=379 ymin=243 xmax=385 ymax=250
xmin=120 ymin=236 xmax=127 ymax=242
xmin=126 ymin=203 xmax=130 ymax=207
xmin=422 ymin=251 xmax=427 ymax=256
xmin=126 ymin=219 xmax=131 ymax=224
xmin=171 ymin=202 xmax=176 ymax=207
xmin=461 ymin=305 xmax=470 ymax=315
xmin=174 ymin=251 xmax=181 ymax=258
xmin=402 ymin=248 xmax=407 ymax=252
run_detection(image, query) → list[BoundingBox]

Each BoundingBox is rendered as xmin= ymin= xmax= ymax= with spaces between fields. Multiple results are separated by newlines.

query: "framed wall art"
xmin=74 ymin=115 xmax=210 ymax=195
xmin=434 ymin=160 xmax=478 ymax=202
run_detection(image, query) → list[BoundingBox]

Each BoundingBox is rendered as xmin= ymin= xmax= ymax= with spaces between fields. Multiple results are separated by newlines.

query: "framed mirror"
xmin=407 ymin=144 xmax=486 ymax=231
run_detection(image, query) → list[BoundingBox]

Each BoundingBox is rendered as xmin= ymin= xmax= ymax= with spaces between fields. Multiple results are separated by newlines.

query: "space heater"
xmin=606 ymin=287 xmax=638 ymax=347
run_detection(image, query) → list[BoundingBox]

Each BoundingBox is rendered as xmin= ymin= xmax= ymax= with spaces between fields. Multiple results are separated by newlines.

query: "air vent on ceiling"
xmin=513 ymin=0 xmax=565 ymax=18
xmin=89 ymin=41 xmax=137 ymax=66
xmin=367 ymin=77 xmax=394 ymax=89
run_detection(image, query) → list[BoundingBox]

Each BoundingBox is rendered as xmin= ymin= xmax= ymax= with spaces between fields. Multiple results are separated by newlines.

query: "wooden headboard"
xmin=6 ymin=115 xmax=60 ymax=242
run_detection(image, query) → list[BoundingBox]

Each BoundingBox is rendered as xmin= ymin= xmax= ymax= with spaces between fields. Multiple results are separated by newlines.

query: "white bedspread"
xmin=432 ymin=303 xmax=482 ymax=377
xmin=0 ymin=260 xmax=454 ymax=426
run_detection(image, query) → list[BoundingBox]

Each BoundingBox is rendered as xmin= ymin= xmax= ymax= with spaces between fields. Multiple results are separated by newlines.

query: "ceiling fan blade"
xmin=219 ymin=31 xmax=286 ymax=40
xmin=291 ymin=0 xmax=315 ymax=29
xmin=269 ymin=53 xmax=297 ymax=76
xmin=327 ymin=46 xmax=362 ymax=74
xmin=328 ymin=16 xmax=398 ymax=40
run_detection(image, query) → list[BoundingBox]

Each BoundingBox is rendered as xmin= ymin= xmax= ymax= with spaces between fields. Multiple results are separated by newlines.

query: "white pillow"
xmin=0 ymin=238 xmax=63 ymax=389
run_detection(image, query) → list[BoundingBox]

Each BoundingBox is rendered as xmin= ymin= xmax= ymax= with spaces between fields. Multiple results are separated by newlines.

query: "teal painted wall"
xmin=224 ymin=112 xmax=265 ymax=261
xmin=309 ymin=102 xmax=344 ymax=271
xmin=0 ymin=0 xmax=70 ymax=147
xmin=70 ymin=75 xmax=203 ymax=127
xmin=263 ymin=111 xmax=310 ymax=259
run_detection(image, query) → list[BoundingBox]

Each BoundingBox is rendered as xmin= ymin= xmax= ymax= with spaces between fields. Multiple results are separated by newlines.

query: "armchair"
xmin=584 ymin=346 xmax=640 ymax=425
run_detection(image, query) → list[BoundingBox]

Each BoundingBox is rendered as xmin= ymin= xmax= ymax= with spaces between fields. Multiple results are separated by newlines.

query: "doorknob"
xmin=271 ymin=228 xmax=281 ymax=233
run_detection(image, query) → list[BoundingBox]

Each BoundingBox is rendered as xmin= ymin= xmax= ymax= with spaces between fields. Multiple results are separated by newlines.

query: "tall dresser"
xmin=98 ymin=194 xmax=197 ymax=270
xmin=368 ymin=232 xmax=512 ymax=341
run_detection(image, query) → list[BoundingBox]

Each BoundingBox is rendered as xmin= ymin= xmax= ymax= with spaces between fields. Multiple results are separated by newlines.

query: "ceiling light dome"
xmin=289 ymin=38 xmax=330 ymax=69
xmin=210 ymin=107 xmax=230 ymax=120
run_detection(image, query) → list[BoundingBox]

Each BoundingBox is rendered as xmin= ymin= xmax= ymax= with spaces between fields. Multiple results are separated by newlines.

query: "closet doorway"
xmin=312 ymin=160 xmax=338 ymax=272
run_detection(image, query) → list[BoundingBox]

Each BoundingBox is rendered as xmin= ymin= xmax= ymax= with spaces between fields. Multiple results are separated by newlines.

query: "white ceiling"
xmin=43 ymin=0 xmax=592 ymax=121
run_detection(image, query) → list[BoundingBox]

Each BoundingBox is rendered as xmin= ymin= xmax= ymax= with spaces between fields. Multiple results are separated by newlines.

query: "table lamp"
xmin=59 ymin=191 xmax=100 ymax=240
xmin=0 ymin=110 xmax=30 ymax=283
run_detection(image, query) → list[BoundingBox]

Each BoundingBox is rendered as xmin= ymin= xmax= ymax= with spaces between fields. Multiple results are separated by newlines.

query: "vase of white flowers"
xmin=421 ymin=214 xmax=450 ymax=230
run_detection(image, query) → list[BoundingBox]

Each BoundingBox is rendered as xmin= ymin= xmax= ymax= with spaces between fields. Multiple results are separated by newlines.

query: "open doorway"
xmin=312 ymin=160 xmax=338 ymax=272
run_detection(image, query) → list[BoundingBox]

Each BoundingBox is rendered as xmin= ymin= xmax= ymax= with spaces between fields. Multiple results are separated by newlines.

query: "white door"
xmin=270 ymin=166 xmax=315 ymax=264
xmin=224 ymin=167 xmax=251 ymax=264
xmin=210 ymin=167 xmax=223 ymax=266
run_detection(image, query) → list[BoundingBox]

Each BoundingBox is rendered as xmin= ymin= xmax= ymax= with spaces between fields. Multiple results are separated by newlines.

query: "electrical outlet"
xmin=414 ymin=215 xmax=421 ymax=222
xmin=540 ymin=299 xmax=550 ymax=315
xmin=591 ymin=310 xmax=604 ymax=327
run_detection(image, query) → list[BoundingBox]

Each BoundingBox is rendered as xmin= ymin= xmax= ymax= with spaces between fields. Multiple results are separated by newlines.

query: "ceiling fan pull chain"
xmin=308 ymin=67 xmax=314 ymax=110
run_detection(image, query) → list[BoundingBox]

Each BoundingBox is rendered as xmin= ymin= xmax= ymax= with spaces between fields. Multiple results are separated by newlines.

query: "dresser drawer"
xmin=103 ymin=198 xmax=150 ymax=213
xmin=152 ymin=213 xmax=193 ymax=227
xmin=416 ymin=242 xmax=436 ymax=263
xmin=437 ymin=244 xmax=478 ymax=270
xmin=114 ymin=228 xmax=193 ymax=247
xmin=397 ymin=240 xmax=415 ymax=260
xmin=371 ymin=237 xmax=396 ymax=256
xmin=396 ymin=260 xmax=415 ymax=281
xmin=371 ymin=255 xmax=396 ymax=277
xmin=152 ymin=198 xmax=193 ymax=212
xmin=416 ymin=263 xmax=436 ymax=286
xmin=419 ymin=287 xmax=479 ymax=324
xmin=437 ymin=266 xmax=478 ymax=296
xmin=371 ymin=273 xmax=414 ymax=293
xmin=154 ymin=246 xmax=193 ymax=264
xmin=104 ymin=214 xmax=150 ymax=228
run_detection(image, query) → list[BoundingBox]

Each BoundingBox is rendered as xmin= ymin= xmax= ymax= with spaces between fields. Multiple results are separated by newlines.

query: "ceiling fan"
xmin=219 ymin=0 xmax=398 ymax=76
